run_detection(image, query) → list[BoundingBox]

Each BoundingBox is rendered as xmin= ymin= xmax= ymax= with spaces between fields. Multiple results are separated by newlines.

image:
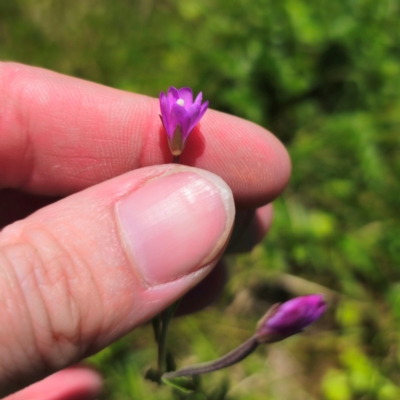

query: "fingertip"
xmin=182 ymin=110 xmax=292 ymax=208
xmin=3 ymin=365 xmax=103 ymax=400
xmin=176 ymin=260 xmax=228 ymax=316
xmin=226 ymin=203 xmax=274 ymax=254
xmin=256 ymin=203 xmax=274 ymax=241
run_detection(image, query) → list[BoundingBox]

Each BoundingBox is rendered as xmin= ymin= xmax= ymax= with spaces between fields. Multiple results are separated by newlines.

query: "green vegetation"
xmin=1 ymin=0 xmax=400 ymax=398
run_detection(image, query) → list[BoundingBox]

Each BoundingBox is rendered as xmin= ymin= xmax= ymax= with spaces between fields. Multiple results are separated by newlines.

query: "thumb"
xmin=0 ymin=164 xmax=234 ymax=396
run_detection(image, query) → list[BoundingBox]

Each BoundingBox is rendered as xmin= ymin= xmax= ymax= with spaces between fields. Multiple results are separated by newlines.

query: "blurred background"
xmin=1 ymin=0 xmax=400 ymax=398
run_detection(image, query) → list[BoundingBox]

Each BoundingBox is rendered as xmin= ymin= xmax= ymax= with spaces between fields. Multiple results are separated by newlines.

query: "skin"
xmin=0 ymin=62 xmax=291 ymax=399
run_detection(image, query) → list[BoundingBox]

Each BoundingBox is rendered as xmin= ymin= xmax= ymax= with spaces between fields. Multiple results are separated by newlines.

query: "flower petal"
xmin=172 ymin=102 xmax=190 ymax=140
xmin=187 ymin=100 xmax=208 ymax=134
xmin=186 ymin=104 xmax=202 ymax=134
xmin=198 ymin=100 xmax=209 ymax=120
xmin=159 ymin=92 xmax=169 ymax=120
xmin=177 ymin=87 xmax=194 ymax=107
xmin=160 ymin=92 xmax=175 ymax=138
xmin=193 ymin=91 xmax=203 ymax=107
xmin=159 ymin=91 xmax=167 ymax=114
xmin=167 ymin=87 xmax=180 ymax=103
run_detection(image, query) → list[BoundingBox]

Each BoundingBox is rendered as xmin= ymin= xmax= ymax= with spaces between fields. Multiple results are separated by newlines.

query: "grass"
xmin=2 ymin=0 xmax=400 ymax=398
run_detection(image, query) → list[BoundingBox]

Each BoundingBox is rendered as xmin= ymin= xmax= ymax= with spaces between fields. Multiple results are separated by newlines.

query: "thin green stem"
xmin=156 ymin=153 xmax=180 ymax=376
xmin=157 ymin=300 xmax=181 ymax=374
xmin=152 ymin=314 xmax=161 ymax=343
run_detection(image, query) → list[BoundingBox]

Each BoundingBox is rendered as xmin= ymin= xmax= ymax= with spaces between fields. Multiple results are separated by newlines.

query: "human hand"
xmin=0 ymin=63 xmax=291 ymax=399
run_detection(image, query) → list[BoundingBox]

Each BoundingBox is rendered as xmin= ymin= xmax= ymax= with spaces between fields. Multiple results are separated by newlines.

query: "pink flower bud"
xmin=256 ymin=295 xmax=326 ymax=343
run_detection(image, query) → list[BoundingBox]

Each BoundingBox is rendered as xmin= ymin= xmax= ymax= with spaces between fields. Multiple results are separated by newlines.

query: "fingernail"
xmin=117 ymin=169 xmax=234 ymax=286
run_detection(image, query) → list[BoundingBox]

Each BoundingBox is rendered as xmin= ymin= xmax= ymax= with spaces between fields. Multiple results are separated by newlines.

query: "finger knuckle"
xmin=0 ymin=222 xmax=103 ymax=373
xmin=0 ymin=62 xmax=35 ymax=188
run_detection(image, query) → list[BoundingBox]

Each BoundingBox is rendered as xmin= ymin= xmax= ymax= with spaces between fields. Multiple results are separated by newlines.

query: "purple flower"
xmin=256 ymin=295 xmax=326 ymax=343
xmin=159 ymin=87 xmax=209 ymax=156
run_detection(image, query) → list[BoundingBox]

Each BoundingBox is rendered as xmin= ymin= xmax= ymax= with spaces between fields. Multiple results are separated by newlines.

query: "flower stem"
xmin=157 ymin=300 xmax=181 ymax=374
xmin=155 ymin=152 xmax=181 ymax=376
xmin=162 ymin=335 xmax=259 ymax=379
xmin=151 ymin=314 xmax=160 ymax=343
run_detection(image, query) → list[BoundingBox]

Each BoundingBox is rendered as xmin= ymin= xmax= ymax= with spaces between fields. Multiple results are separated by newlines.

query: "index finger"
xmin=0 ymin=62 xmax=290 ymax=208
